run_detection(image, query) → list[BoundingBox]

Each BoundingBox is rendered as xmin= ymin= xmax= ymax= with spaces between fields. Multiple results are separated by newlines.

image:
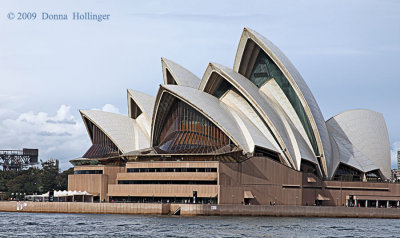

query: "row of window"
xmin=127 ymin=168 xmax=217 ymax=173
xmin=118 ymin=180 xmax=217 ymax=185
xmin=109 ymin=196 xmax=217 ymax=204
xmin=74 ymin=170 xmax=103 ymax=174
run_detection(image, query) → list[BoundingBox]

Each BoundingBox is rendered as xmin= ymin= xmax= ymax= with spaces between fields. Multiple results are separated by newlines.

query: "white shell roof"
xmin=326 ymin=109 xmax=390 ymax=178
xmin=161 ymin=57 xmax=200 ymax=88
xmin=287 ymin=117 xmax=320 ymax=171
xmin=220 ymin=90 xmax=280 ymax=154
xmin=259 ymin=80 xmax=318 ymax=170
xmin=156 ymin=84 xmax=275 ymax=154
xmin=329 ymin=132 xmax=378 ymax=176
xmin=80 ymin=110 xmax=150 ymax=153
xmin=127 ymin=89 xmax=155 ymax=122
xmin=233 ymin=28 xmax=332 ymax=176
xmin=199 ymin=63 xmax=298 ymax=168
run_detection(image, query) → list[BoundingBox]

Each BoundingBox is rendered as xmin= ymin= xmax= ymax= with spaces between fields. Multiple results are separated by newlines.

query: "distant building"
xmin=398 ymin=150 xmax=400 ymax=170
xmin=392 ymin=169 xmax=399 ymax=182
xmin=0 ymin=148 xmax=38 ymax=171
xmin=43 ymin=159 xmax=59 ymax=170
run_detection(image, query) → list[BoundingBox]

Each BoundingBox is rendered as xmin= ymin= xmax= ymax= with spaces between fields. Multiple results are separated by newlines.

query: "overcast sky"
xmin=0 ymin=0 xmax=399 ymax=170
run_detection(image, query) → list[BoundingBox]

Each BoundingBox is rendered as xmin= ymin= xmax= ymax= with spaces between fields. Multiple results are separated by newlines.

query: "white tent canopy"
xmin=25 ymin=190 xmax=93 ymax=202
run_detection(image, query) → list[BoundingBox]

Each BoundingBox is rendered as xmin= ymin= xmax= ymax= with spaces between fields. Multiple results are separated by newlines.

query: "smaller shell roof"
xmin=80 ymin=110 xmax=149 ymax=153
xmin=329 ymin=132 xmax=378 ymax=175
xmin=161 ymin=57 xmax=200 ymax=88
xmin=127 ymin=89 xmax=155 ymax=121
xmin=326 ymin=109 xmax=390 ymax=178
xmin=157 ymin=84 xmax=267 ymax=154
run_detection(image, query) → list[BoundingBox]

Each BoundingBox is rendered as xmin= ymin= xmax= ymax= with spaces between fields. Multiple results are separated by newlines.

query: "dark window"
xmin=118 ymin=180 xmax=217 ymax=185
xmin=127 ymin=168 xmax=217 ymax=173
xmin=74 ymin=170 xmax=103 ymax=174
xmin=213 ymin=79 xmax=232 ymax=98
xmin=366 ymin=170 xmax=383 ymax=182
xmin=300 ymin=160 xmax=319 ymax=177
xmin=333 ymin=164 xmax=362 ymax=181
xmin=130 ymin=98 xmax=142 ymax=119
xmin=166 ymin=69 xmax=177 ymax=85
xmin=254 ymin=146 xmax=280 ymax=162
xmin=108 ymin=196 xmax=217 ymax=204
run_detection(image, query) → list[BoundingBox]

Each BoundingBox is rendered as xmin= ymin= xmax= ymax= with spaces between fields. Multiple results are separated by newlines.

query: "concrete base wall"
xmin=0 ymin=202 xmax=168 ymax=215
xmin=3 ymin=202 xmax=400 ymax=218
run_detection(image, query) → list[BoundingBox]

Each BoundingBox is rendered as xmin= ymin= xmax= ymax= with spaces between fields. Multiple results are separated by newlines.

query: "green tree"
xmin=56 ymin=167 xmax=74 ymax=190
xmin=5 ymin=168 xmax=40 ymax=199
xmin=0 ymin=160 xmax=73 ymax=200
xmin=40 ymin=160 xmax=59 ymax=193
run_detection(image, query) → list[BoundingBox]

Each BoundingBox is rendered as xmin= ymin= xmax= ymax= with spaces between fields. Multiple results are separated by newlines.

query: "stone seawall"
xmin=1 ymin=202 xmax=400 ymax=218
xmin=0 ymin=202 xmax=168 ymax=215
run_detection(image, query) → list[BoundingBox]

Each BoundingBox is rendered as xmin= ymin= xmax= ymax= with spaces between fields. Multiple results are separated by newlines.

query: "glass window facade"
xmin=154 ymin=98 xmax=232 ymax=154
xmin=74 ymin=170 xmax=103 ymax=174
xmin=82 ymin=118 xmax=119 ymax=158
xmin=118 ymin=180 xmax=217 ymax=185
xmin=213 ymin=79 xmax=232 ymax=98
xmin=333 ymin=164 xmax=361 ymax=181
xmin=127 ymin=168 xmax=217 ymax=173
xmin=366 ymin=170 xmax=383 ymax=182
xmin=249 ymin=50 xmax=319 ymax=156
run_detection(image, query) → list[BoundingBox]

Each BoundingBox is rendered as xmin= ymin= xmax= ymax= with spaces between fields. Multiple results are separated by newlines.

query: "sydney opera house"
xmin=69 ymin=28 xmax=400 ymax=207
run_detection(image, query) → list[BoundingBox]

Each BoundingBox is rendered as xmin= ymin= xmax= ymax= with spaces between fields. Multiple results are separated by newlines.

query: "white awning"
xmin=316 ymin=194 xmax=330 ymax=201
xmin=307 ymin=177 xmax=316 ymax=183
xmin=244 ymin=191 xmax=254 ymax=199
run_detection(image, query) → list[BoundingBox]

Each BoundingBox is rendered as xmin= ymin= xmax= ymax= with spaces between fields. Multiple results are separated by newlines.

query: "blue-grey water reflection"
xmin=0 ymin=212 xmax=399 ymax=237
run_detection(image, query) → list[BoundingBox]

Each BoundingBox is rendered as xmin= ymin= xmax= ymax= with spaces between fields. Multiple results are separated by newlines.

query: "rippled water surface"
xmin=0 ymin=212 xmax=399 ymax=237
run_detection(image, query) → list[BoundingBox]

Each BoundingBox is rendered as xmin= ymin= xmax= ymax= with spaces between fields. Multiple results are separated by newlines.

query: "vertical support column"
xmin=387 ymin=200 xmax=389 ymax=208
xmin=376 ymin=200 xmax=378 ymax=208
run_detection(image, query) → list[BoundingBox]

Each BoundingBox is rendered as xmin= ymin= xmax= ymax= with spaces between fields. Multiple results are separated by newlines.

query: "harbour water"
xmin=0 ymin=212 xmax=399 ymax=237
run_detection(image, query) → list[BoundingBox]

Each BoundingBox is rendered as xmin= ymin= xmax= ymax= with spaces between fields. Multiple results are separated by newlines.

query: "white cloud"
xmin=101 ymin=104 xmax=120 ymax=114
xmin=0 ymin=105 xmax=90 ymax=170
xmin=90 ymin=104 xmax=121 ymax=114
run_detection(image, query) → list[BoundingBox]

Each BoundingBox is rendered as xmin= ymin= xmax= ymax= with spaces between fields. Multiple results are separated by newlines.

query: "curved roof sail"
xmin=151 ymin=84 xmax=278 ymax=155
xmin=161 ymin=57 xmax=200 ymax=88
xmin=199 ymin=63 xmax=297 ymax=167
xmin=233 ymin=27 xmax=331 ymax=177
xmin=80 ymin=110 xmax=150 ymax=154
xmin=127 ymin=89 xmax=155 ymax=138
xmin=326 ymin=109 xmax=390 ymax=178
xmin=127 ymin=89 xmax=155 ymax=121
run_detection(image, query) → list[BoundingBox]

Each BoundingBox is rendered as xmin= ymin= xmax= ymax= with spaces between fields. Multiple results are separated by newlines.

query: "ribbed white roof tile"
xmin=326 ymin=109 xmax=390 ymax=178
xmin=80 ymin=110 xmax=150 ymax=153
xmin=127 ymin=89 xmax=155 ymax=122
xmin=161 ymin=58 xmax=200 ymax=88
xmin=220 ymin=90 xmax=280 ymax=153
